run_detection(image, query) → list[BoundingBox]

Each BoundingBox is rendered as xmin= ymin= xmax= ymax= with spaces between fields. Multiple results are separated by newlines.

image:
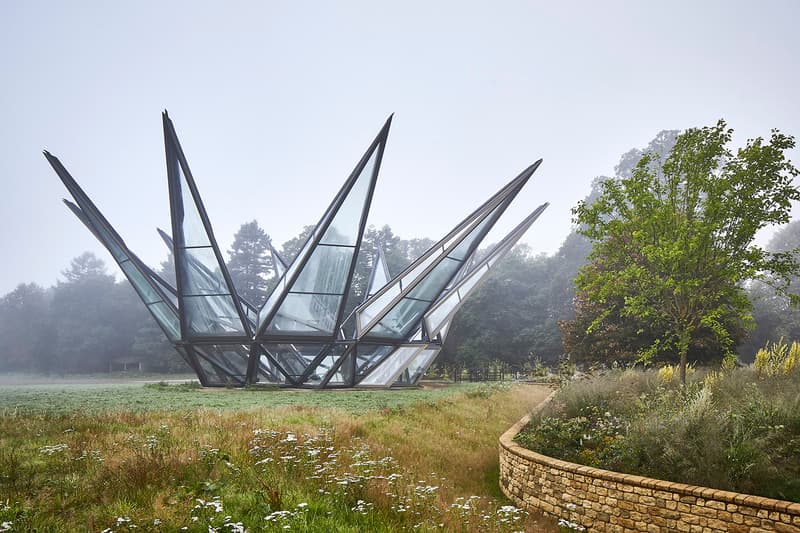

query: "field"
xmin=0 ymin=380 xmax=555 ymax=532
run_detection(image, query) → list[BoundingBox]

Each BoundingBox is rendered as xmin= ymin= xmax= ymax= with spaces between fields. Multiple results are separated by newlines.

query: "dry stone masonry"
xmin=499 ymin=392 xmax=800 ymax=532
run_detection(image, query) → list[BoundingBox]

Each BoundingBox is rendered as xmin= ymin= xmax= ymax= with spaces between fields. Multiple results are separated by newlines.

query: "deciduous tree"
xmin=570 ymin=120 xmax=800 ymax=383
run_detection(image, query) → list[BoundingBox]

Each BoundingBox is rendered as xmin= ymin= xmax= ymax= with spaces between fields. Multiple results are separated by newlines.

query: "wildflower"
xmin=39 ymin=443 xmax=69 ymax=455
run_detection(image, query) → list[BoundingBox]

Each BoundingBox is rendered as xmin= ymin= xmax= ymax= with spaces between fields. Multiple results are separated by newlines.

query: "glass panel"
xmin=176 ymin=163 xmax=211 ymax=247
xmin=438 ymin=321 xmax=451 ymax=342
xmin=455 ymin=264 xmax=489 ymax=300
xmin=425 ymin=291 xmax=461 ymax=336
xmin=194 ymin=345 xmax=249 ymax=381
xmin=85 ymin=216 xmax=127 ymax=262
xmin=147 ymin=301 xmax=180 ymax=341
xmin=403 ymin=348 xmax=440 ymax=385
xmin=446 ymin=209 xmax=497 ymax=260
xmin=360 ymin=346 xmax=422 ymax=386
xmin=182 ymin=247 xmax=230 ymax=295
xmin=406 ymin=257 xmax=462 ymax=302
xmin=305 ymin=345 xmax=347 ymax=385
xmin=366 ymin=251 xmax=390 ymax=299
xmin=358 ymin=283 xmax=401 ymax=330
xmin=355 ymin=345 xmax=394 ymax=378
xmin=152 ymin=274 xmax=178 ymax=306
xmin=366 ymin=298 xmax=430 ymax=339
xmin=257 ymin=355 xmax=287 ymax=384
xmin=183 ymin=295 xmax=246 ymax=336
xmin=399 ymin=252 xmax=438 ymax=291
xmin=256 ymin=228 xmax=318 ymax=332
xmin=292 ymin=245 xmax=352 ymax=294
xmin=262 ymin=344 xmax=323 ymax=379
xmin=119 ymin=261 xmax=161 ymax=304
xmin=268 ymin=293 xmax=341 ymax=334
xmin=188 ymin=347 xmax=232 ymax=386
xmin=321 ymin=150 xmax=377 ymax=246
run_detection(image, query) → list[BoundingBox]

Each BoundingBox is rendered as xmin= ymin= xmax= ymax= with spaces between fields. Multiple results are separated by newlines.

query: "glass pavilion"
xmin=45 ymin=113 xmax=548 ymax=388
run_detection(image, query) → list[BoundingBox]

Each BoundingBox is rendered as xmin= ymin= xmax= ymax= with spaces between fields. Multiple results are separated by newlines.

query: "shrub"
xmin=515 ymin=358 xmax=800 ymax=502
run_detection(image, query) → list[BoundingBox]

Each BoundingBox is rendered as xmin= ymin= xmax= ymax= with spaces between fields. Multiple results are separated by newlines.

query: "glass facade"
xmin=48 ymin=113 xmax=546 ymax=388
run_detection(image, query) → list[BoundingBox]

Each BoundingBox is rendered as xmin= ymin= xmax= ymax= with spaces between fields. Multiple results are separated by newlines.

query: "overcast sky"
xmin=1 ymin=1 xmax=798 ymax=294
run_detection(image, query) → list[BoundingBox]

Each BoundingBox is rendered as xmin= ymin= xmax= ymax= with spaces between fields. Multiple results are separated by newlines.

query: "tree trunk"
xmin=679 ymin=349 xmax=688 ymax=385
xmin=678 ymin=329 xmax=691 ymax=385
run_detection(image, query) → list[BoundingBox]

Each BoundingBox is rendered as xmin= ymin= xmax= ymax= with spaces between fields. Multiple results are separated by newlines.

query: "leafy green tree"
xmin=227 ymin=220 xmax=273 ymax=306
xmin=743 ymin=220 xmax=800 ymax=360
xmin=570 ymin=120 xmax=800 ymax=383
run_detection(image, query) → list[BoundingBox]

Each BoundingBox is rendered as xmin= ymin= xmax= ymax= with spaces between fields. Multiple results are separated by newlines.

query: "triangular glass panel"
xmin=363 ymin=193 xmax=517 ymax=340
xmin=164 ymin=114 xmax=248 ymax=338
xmin=424 ymin=203 xmax=549 ymax=337
xmin=354 ymin=345 xmax=395 ymax=381
xmin=359 ymin=345 xmax=424 ymax=387
xmin=302 ymin=344 xmax=349 ymax=386
xmin=257 ymin=118 xmax=390 ymax=338
xmin=364 ymin=247 xmax=391 ymax=302
xmin=260 ymin=343 xmax=327 ymax=381
xmin=356 ymin=161 xmax=538 ymax=339
xmin=394 ymin=347 xmax=440 ymax=386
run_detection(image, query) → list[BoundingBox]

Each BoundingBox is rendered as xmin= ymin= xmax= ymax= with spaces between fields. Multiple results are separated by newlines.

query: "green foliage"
xmin=516 ymin=367 xmax=800 ymax=501
xmin=567 ymin=120 xmax=800 ymax=381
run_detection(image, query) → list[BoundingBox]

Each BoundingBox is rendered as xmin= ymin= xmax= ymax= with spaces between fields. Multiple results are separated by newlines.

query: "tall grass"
xmin=0 ymin=382 xmax=556 ymax=531
xmin=516 ymin=366 xmax=800 ymax=502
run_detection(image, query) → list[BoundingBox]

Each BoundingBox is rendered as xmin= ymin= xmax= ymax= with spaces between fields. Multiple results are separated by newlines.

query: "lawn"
xmin=0 ymin=380 xmax=556 ymax=532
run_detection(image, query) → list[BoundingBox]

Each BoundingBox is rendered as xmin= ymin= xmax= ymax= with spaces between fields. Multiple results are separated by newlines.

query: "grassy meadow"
xmin=0 ymin=380 xmax=555 ymax=532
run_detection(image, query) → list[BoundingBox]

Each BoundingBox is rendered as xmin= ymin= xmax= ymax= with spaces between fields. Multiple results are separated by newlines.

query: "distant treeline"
xmin=2 ymin=130 xmax=799 ymax=376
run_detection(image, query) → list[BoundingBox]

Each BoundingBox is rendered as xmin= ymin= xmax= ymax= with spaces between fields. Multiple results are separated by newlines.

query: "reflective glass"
xmin=176 ymin=163 xmax=211 ymax=247
xmin=399 ymin=252 xmax=438 ymax=291
xmin=366 ymin=252 xmax=390 ymax=299
xmin=192 ymin=356 xmax=224 ymax=386
xmin=182 ymin=247 xmax=229 ymax=295
xmin=256 ymin=229 xmax=318 ymax=332
xmin=86 ymin=216 xmax=127 ymax=262
xmin=262 ymin=343 xmax=323 ymax=378
xmin=366 ymin=298 xmax=430 ymax=339
xmin=406 ymin=257 xmax=462 ymax=302
xmin=120 ymin=260 xmax=161 ymax=304
xmin=269 ymin=293 xmax=341 ymax=334
xmin=359 ymin=346 xmax=422 ymax=386
xmin=258 ymin=354 xmax=288 ymax=384
xmin=425 ymin=292 xmax=460 ymax=335
xmin=152 ymin=274 xmax=178 ymax=306
xmin=292 ymin=245 xmax=352 ymax=294
xmin=403 ymin=348 xmax=440 ymax=385
xmin=307 ymin=345 xmax=348 ymax=385
xmin=183 ymin=295 xmax=246 ymax=335
xmin=446 ymin=209 xmax=498 ymax=260
xmin=438 ymin=321 xmax=451 ymax=342
xmin=147 ymin=301 xmax=180 ymax=341
xmin=321 ymin=150 xmax=377 ymax=246
xmin=355 ymin=345 xmax=394 ymax=378
xmin=456 ymin=264 xmax=490 ymax=299
xmin=358 ymin=283 xmax=401 ymax=331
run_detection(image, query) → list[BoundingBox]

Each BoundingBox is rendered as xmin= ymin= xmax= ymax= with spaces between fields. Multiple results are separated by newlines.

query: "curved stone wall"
xmin=499 ymin=393 xmax=800 ymax=532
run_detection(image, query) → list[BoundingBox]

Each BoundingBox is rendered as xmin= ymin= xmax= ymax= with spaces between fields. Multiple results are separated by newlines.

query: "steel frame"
xmin=47 ymin=112 xmax=548 ymax=388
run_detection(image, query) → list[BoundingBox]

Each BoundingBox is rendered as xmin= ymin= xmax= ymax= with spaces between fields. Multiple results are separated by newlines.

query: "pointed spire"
xmin=163 ymin=113 xmax=250 ymax=338
xmin=255 ymin=116 xmax=392 ymax=338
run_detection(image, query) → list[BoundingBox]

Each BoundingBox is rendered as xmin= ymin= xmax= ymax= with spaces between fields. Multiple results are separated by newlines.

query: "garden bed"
xmin=514 ymin=365 xmax=800 ymax=503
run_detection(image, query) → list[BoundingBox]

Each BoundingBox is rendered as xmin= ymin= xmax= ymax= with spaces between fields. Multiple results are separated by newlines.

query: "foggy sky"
xmin=1 ymin=1 xmax=798 ymax=294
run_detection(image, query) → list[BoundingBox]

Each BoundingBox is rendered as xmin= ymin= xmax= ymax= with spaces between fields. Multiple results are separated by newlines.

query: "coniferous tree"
xmin=227 ymin=220 xmax=273 ymax=306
